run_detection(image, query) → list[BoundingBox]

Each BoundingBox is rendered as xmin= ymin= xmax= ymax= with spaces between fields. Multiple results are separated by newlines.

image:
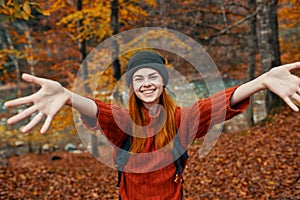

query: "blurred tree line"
xmin=0 ymin=0 xmax=299 ymax=153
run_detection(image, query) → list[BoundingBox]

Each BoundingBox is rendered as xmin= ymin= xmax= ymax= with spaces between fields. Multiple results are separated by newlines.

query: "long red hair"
xmin=128 ymin=85 xmax=177 ymax=153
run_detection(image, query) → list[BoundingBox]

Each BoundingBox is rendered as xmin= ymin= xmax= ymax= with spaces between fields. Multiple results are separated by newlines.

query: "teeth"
xmin=143 ymin=90 xmax=154 ymax=94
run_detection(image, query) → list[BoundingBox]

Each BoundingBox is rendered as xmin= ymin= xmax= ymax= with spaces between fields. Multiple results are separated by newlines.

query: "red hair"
xmin=128 ymin=85 xmax=177 ymax=153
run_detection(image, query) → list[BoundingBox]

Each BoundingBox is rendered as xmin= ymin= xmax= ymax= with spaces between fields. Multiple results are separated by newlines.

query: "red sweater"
xmin=81 ymin=85 xmax=249 ymax=200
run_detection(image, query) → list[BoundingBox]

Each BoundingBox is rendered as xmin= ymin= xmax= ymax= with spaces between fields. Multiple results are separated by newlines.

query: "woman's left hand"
xmin=231 ymin=62 xmax=300 ymax=111
xmin=262 ymin=62 xmax=300 ymax=111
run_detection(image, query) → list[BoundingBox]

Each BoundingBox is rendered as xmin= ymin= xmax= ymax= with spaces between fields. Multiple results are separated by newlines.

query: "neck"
xmin=143 ymin=102 xmax=160 ymax=115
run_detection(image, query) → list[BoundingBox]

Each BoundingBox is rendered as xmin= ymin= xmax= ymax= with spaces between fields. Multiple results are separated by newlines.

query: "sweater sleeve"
xmin=80 ymin=99 xmax=129 ymax=147
xmin=177 ymin=85 xmax=250 ymax=144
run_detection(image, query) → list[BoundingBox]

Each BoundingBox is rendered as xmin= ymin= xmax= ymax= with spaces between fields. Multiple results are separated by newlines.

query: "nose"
xmin=143 ymin=79 xmax=152 ymax=87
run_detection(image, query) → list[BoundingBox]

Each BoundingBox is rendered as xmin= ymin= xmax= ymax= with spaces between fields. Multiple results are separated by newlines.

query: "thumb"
xmin=22 ymin=73 xmax=44 ymax=86
xmin=285 ymin=62 xmax=300 ymax=71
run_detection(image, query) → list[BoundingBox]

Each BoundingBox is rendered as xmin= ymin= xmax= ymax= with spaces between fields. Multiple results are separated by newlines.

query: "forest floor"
xmin=0 ymin=107 xmax=299 ymax=200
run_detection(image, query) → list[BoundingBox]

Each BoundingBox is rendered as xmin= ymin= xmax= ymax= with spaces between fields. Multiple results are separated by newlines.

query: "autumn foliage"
xmin=0 ymin=0 xmax=299 ymax=199
xmin=278 ymin=0 xmax=300 ymax=63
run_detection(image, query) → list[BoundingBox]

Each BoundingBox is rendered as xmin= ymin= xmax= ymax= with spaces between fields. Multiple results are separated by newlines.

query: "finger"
xmin=285 ymin=62 xmax=300 ymax=71
xmin=7 ymin=105 xmax=37 ymax=125
xmin=291 ymin=93 xmax=300 ymax=106
xmin=21 ymin=112 xmax=44 ymax=133
xmin=4 ymin=94 xmax=35 ymax=108
xmin=22 ymin=73 xmax=44 ymax=86
xmin=40 ymin=116 xmax=53 ymax=134
xmin=283 ymin=96 xmax=299 ymax=112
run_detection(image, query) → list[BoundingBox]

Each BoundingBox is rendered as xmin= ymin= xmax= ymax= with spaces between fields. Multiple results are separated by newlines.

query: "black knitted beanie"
xmin=125 ymin=51 xmax=169 ymax=86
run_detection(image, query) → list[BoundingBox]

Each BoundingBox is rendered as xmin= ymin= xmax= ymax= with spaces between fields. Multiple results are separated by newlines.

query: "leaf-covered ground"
xmin=0 ymin=109 xmax=299 ymax=199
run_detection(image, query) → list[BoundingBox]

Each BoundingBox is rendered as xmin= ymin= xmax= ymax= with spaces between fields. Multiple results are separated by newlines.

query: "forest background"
xmin=0 ymin=0 xmax=299 ymax=199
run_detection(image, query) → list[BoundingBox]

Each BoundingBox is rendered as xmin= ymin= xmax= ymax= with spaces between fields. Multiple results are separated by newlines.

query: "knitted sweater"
xmin=81 ymin=85 xmax=249 ymax=200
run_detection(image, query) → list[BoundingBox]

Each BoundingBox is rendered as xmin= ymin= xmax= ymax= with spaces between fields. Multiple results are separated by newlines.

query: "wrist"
xmin=254 ymin=73 xmax=268 ymax=91
xmin=64 ymin=88 xmax=73 ymax=106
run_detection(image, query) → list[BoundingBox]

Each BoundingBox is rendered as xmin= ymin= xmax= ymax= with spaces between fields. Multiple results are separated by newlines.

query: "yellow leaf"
xmin=23 ymin=1 xmax=31 ymax=15
xmin=20 ymin=11 xmax=29 ymax=20
xmin=41 ymin=10 xmax=50 ymax=16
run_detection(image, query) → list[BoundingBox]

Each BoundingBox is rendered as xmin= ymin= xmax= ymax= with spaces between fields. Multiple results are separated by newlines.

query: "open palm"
xmin=4 ymin=74 xmax=70 ymax=133
xmin=263 ymin=62 xmax=300 ymax=111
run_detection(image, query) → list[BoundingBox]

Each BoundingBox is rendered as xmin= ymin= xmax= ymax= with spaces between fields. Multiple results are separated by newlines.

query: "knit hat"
xmin=125 ymin=51 xmax=169 ymax=86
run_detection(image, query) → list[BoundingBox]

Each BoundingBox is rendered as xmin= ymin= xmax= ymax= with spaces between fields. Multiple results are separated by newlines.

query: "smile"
xmin=141 ymin=89 xmax=156 ymax=94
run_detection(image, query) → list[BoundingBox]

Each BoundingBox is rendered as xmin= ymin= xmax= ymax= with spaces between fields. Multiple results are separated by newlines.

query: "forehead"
xmin=133 ymin=67 xmax=160 ymax=76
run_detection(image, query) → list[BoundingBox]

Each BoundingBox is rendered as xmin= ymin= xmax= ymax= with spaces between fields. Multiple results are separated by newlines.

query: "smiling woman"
xmin=132 ymin=68 xmax=164 ymax=108
xmin=4 ymin=50 xmax=300 ymax=200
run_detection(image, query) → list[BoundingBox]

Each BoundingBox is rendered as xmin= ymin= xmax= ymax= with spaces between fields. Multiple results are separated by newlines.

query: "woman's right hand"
xmin=4 ymin=73 xmax=71 ymax=133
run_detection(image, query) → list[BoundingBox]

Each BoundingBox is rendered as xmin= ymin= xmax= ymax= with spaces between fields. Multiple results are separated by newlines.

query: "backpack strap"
xmin=115 ymin=136 xmax=131 ymax=187
xmin=172 ymin=135 xmax=188 ymax=183
xmin=115 ymin=134 xmax=188 ymax=187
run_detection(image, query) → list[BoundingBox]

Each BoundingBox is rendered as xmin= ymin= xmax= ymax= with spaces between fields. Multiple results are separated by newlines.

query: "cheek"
xmin=158 ymin=86 xmax=163 ymax=96
xmin=152 ymin=78 xmax=164 ymax=86
xmin=132 ymin=82 xmax=142 ymax=91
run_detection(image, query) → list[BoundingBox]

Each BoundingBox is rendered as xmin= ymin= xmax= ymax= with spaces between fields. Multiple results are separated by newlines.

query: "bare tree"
xmin=76 ymin=0 xmax=99 ymax=157
xmin=246 ymin=0 xmax=257 ymax=126
xmin=256 ymin=0 xmax=282 ymax=115
xmin=110 ymin=0 xmax=121 ymax=80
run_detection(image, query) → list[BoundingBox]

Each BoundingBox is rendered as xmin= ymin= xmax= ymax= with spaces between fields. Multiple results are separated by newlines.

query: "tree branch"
xmin=204 ymin=9 xmax=258 ymax=41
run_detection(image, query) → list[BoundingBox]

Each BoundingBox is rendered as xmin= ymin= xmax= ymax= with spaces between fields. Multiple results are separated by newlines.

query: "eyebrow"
xmin=133 ymin=74 xmax=143 ymax=78
xmin=133 ymin=72 xmax=159 ymax=78
xmin=149 ymin=72 xmax=158 ymax=76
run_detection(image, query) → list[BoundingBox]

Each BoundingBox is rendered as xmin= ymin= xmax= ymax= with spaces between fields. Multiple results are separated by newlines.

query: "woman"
xmin=4 ymin=51 xmax=300 ymax=199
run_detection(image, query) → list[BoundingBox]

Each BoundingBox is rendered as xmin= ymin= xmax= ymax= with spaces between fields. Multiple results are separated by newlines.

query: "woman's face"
xmin=132 ymin=68 xmax=164 ymax=107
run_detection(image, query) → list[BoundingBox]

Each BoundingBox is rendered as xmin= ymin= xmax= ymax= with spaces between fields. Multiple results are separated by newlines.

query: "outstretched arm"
xmin=231 ymin=62 xmax=300 ymax=112
xmin=4 ymin=73 xmax=97 ymax=133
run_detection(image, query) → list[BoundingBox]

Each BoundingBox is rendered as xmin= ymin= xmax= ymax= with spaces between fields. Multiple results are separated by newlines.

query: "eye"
xmin=150 ymin=75 xmax=158 ymax=79
xmin=134 ymin=78 xmax=143 ymax=82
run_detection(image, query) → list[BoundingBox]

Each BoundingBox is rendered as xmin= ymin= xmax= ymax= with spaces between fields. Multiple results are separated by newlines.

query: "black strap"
xmin=116 ymin=134 xmax=188 ymax=187
xmin=116 ymin=136 xmax=131 ymax=187
xmin=172 ymin=135 xmax=188 ymax=183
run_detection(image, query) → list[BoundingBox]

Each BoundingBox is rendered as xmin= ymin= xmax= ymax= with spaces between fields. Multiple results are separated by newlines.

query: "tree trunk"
xmin=269 ymin=0 xmax=281 ymax=68
xmin=76 ymin=0 xmax=88 ymax=86
xmin=256 ymin=0 xmax=272 ymax=72
xmin=110 ymin=0 xmax=124 ymax=104
xmin=4 ymin=29 xmax=22 ymax=98
xmin=110 ymin=0 xmax=121 ymax=80
xmin=256 ymin=0 xmax=282 ymax=115
xmin=76 ymin=0 xmax=98 ymax=158
xmin=28 ymin=140 xmax=33 ymax=153
xmin=38 ymin=142 xmax=42 ymax=154
xmin=266 ymin=0 xmax=282 ymax=113
xmin=246 ymin=0 xmax=257 ymax=126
